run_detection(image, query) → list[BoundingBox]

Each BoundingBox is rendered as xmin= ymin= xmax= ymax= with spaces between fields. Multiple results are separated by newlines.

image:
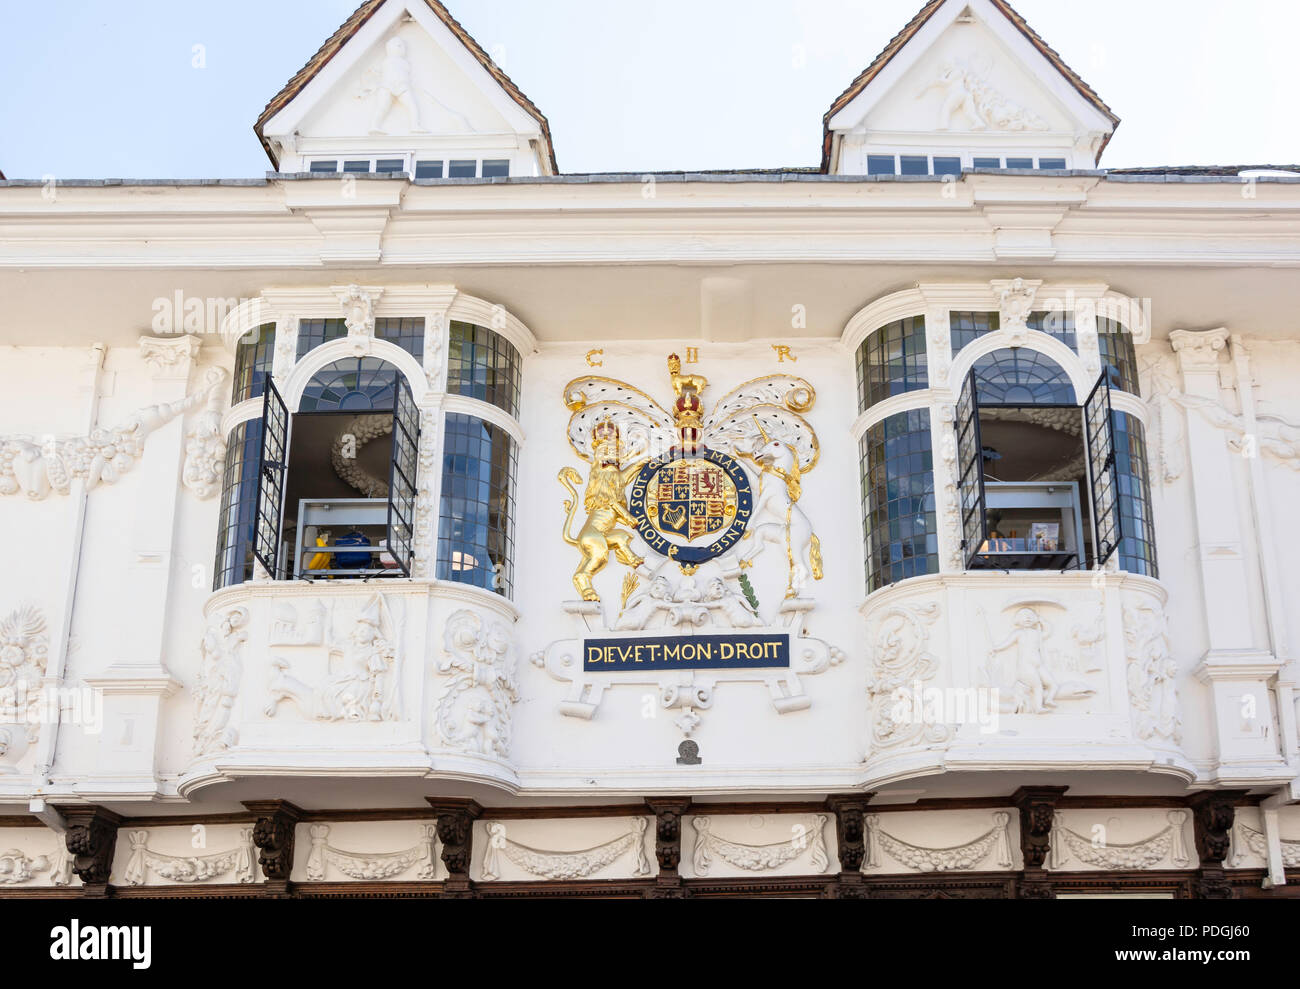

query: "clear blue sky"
xmin=1 ymin=0 xmax=1296 ymax=178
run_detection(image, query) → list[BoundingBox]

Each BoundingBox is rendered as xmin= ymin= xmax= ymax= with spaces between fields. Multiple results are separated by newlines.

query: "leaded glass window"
xmin=972 ymin=348 xmax=1075 ymax=406
xmin=375 ymin=317 xmax=425 ymax=363
xmin=296 ymin=318 xmax=347 ymax=359
xmin=855 ymin=316 xmax=928 ymax=413
xmin=1027 ymin=310 xmax=1077 ymax=350
xmin=860 ymin=409 xmax=938 ymax=593
xmin=437 ymin=413 xmax=518 ymax=597
xmin=446 ymin=321 xmax=522 ymax=418
xmin=299 ymin=357 xmax=399 ymax=412
xmin=1098 ymin=318 xmax=1140 ymax=396
xmin=231 ymin=323 xmax=275 ymax=404
xmin=1115 ymin=412 xmax=1158 ymax=576
xmin=950 ymin=311 xmax=999 ymax=354
xmin=213 ymin=419 xmax=263 ymax=590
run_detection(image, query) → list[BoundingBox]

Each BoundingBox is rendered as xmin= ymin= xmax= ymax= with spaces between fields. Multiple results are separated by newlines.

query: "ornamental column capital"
xmin=1170 ymin=328 xmax=1229 ymax=374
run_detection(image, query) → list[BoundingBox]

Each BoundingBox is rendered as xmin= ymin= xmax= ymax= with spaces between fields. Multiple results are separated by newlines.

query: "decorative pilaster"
xmin=645 ymin=797 xmax=691 ymax=899
xmin=1188 ymin=791 xmax=1246 ymax=899
xmin=1013 ymin=786 xmax=1067 ymax=899
xmin=1169 ymin=328 xmax=1250 ymax=653
xmin=1172 ymin=329 xmax=1286 ymax=782
xmin=427 ymin=798 xmax=481 ymax=898
xmin=61 ymin=806 xmax=123 ymax=895
xmin=245 ymin=800 xmax=303 ymax=897
xmin=826 ymin=793 xmax=873 ymax=899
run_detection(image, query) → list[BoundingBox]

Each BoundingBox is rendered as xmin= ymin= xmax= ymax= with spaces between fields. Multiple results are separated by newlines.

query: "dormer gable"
xmin=822 ymin=0 xmax=1118 ymax=175
xmin=255 ymin=0 xmax=558 ymax=178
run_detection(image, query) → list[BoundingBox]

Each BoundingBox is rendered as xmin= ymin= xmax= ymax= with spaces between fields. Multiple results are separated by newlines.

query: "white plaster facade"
xmin=0 ymin=0 xmax=1298 ymax=897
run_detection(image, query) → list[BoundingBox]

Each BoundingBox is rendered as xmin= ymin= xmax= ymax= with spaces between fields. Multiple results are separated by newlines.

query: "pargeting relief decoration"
xmin=480 ymin=819 xmax=651 ymax=881
xmin=331 ymin=414 xmax=393 ymax=498
xmin=192 ymin=606 xmax=249 ymax=757
xmin=360 ymin=36 xmax=474 ymax=136
xmin=0 ymin=604 xmax=48 ymax=766
xmin=1140 ymin=355 xmax=1186 ymax=485
xmin=122 ymin=829 xmax=258 ymax=885
xmin=0 ymin=847 xmax=53 ymax=884
xmin=410 ymin=409 xmax=438 ymax=578
xmin=993 ymin=278 xmax=1041 ymax=346
xmin=977 ymin=601 xmax=1102 ymax=714
xmin=864 ymin=601 xmax=951 ymax=755
xmin=1049 ymin=812 xmax=1191 ymax=870
xmin=533 ymin=355 xmax=842 ymax=735
xmin=265 ymin=594 xmax=404 ymax=722
xmin=865 ymin=813 xmax=1013 ymax=873
xmin=182 ymin=368 xmax=231 ymax=499
xmin=923 ymin=58 xmax=1050 ymax=132
xmin=305 ymin=824 xmax=437 ymax=881
xmin=336 ymin=285 xmax=382 ymax=357
xmin=435 ymin=610 xmax=519 ymax=758
xmin=691 ymin=815 xmax=830 ymax=876
xmin=1167 ymin=388 xmax=1300 ymax=470
xmin=1 ymin=367 xmax=228 ymax=501
xmin=1230 ymin=823 xmax=1300 ymax=869
xmin=1123 ymin=602 xmax=1183 ymax=744
xmin=937 ymin=405 xmax=963 ymax=570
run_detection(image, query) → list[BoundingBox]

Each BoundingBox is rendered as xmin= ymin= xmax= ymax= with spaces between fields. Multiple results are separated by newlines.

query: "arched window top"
xmin=298 ymin=357 xmax=401 ymax=412
xmin=231 ymin=323 xmax=275 ymax=405
xmin=855 ymin=316 xmax=928 ymax=413
xmin=972 ymin=348 xmax=1076 ymax=406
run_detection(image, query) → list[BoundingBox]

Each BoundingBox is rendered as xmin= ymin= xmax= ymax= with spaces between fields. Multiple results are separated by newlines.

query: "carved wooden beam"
xmin=1012 ymin=786 xmax=1068 ymax=900
xmin=60 ymin=806 xmax=123 ymax=896
xmin=645 ymin=797 xmax=691 ymax=899
xmin=427 ymin=798 xmax=481 ymax=898
xmin=1188 ymin=790 xmax=1248 ymax=899
xmin=826 ymin=793 xmax=874 ymax=899
xmin=244 ymin=800 xmax=304 ymax=897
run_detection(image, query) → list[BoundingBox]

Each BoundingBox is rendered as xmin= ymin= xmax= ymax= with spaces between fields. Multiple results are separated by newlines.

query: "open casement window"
xmin=955 ymin=368 xmax=1123 ymax=571
xmin=385 ymin=374 xmax=420 ymax=576
xmin=1084 ymin=371 xmax=1122 ymax=568
xmin=955 ymin=368 xmax=988 ymax=570
xmin=253 ymin=378 xmax=290 ymax=578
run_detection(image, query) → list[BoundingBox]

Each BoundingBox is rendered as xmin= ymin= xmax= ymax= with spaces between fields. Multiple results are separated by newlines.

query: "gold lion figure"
xmin=558 ymin=419 xmax=647 ymax=602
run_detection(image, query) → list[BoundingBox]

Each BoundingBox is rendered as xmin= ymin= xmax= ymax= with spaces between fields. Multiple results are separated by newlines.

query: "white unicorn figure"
xmin=737 ymin=433 xmax=823 ymax=599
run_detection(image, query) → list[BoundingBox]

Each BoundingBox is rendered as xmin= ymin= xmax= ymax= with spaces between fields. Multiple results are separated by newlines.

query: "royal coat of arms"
xmin=558 ymin=354 xmax=823 ymax=612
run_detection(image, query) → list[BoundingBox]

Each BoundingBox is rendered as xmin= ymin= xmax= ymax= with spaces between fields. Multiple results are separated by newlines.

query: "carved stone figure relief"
xmin=435 ymin=609 xmax=519 ymax=758
xmin=305 ymin=824 xmax=437 ymax=881
xmin=480 ymin=819 xmax=651 ymax=881
xmin=977 ymin=604 xmax=1098 ymax=714
xmin=266 ymin=594 xmax=404 ymax=723
xmin=923 ymin=59 xmax=1050 ymax=132
xmin=1 ymin=367 xmax=228 ymax=501
xmin=993 ymin=278 xmax=1041 ymax=345
xmin=358 ymin=36 xmax=475 ymax=136
xmin=192 ymin=606 xmax=249 ymax=757
xmin=690 ymin=815 xmax=830 ymax=876
xmin=1123 ymin=602 xmax=1183 ymax=743
xmin=865 ymin=813 xmax=1013 ymax=872
xmin=1049 ymin=811 xmax=1191 ymax=870
xmin=122 ymin=828 xmax=258 ymax=885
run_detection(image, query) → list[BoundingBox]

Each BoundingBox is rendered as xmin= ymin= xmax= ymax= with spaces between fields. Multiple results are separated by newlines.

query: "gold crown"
xmin=593 ymin=418 xmax=620 ymax=444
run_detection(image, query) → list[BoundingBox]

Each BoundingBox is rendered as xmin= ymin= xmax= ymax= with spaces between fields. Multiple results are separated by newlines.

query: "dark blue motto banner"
xmin=583 ymin=633 xmax=790 ymax=671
